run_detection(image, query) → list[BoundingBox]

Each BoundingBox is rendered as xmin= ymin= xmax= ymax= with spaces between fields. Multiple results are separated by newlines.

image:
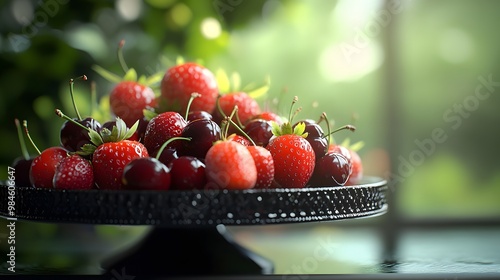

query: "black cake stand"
xmin=0 ymin=176 xmax=387 ymax=276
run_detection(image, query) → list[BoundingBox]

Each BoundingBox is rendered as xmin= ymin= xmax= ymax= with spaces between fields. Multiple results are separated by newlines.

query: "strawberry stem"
xmin=15 ymin=119 xmax=30 ymax=160
xmin=69 ymin=75 xmax=87 ymax=121
xmin=155 ymin=136 xmax=191 ymax=161
xmin=22 ymin=120 xmax=41 ymax=155
xmin=118 ymin=39 xmax=129 ymax=73
xmin=185 ymin=92 xmax=201 ymax=121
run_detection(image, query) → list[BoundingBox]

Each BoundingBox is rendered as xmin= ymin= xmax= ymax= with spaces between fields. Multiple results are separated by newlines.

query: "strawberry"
xmin=214 ymin=92 xmax=261 ymax=125
xmin=143 ymin=111 xmax=187 ymax=154
xmin=93 ymin=41 xmax=164 ymax=128
xmin=205 ymin=140 xmax=257 ymax=190
xmin=53 ymin=154 xmax=94 ymax=190
xmin=247 ymin=145 xmax=274 ymax=189
xmin=110 ymin=80 xmax=156 ymax=127
xmin=77 ymin=117 xmax=149 ymax=189
xmin=160 ymin=62 xmax=219 ymax=114
xmin=265 ymin=97 xmax=315 ymax=188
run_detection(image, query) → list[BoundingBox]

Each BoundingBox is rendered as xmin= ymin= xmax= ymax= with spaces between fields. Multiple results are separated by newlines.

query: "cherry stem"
xmin=22 ymin=120 xmax=41 ymax=155
xmin=287 ymin=96 xmax=298 ymax=123
xmin=227 ymin=118 xmax=256 ymax=146
xmin=69 ymin=75 xmax=87 ymax=121
xmin=224 ymin=106 xmax=238 ymax=139
xmin=15 ymin=119 xmax=30 ymax=159
xmin=90 ymin=81 xmax=97 ymax=115
xmin=322 ymin=112 xmax=332 ymax=144
xmin=118 ymin=39 xmax=129 ymax=73
xmin=55 ymin=109 xmax=91 ymax=132
xmin=185 ymin=92 xmax=201 ymax=121
xmin=155 ymin=137 xmax=191 ymax=161
xmin=322 ymin=124 xmax=356 ymax=139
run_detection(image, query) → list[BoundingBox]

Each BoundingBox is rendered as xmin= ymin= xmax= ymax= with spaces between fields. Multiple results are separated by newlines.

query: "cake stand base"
xmin=101 ymin=225 xmax=274 ymax=276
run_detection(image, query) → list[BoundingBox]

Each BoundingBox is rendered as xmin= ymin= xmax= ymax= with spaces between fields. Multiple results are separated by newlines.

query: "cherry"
xmin=30 ymin=146 xmax=68 ymax=188
xmin=169 ymin=156 xmax=207 ymax=190
xmin=187 ymin=110 xmax=213 ymax=122
xmin=181 ymin=119 xmax=221 ymax=159
xmin=60 ymin=117 xmax=102 ymax=152
xmin=293 ymin=121 xmax=328 ymax=160
xmin=122 ymin=157 xmax=171 ymax=190
xmin=309 ymin=152 xmax=351 ymax=186
xmin=11 ymin=119 xmax=33 ymax=188
xmin=243 ymin=119 xmax=273 ymax=147
xmin=11 ymin=157 xmax=33 ymax=188
xmin=59 ymin=76 xmax=102 ymax=153
xmin=152 ymin=147 xmax=179 ymax=167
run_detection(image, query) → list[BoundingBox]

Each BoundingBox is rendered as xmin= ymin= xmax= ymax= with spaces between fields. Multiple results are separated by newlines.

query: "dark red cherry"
xmin=309 ymin=152 xmax=351 ymax=186
xmin=122 ymin=157 xmax=170 ymax=190
xmin=60 ymin=117 xmax=101 ymax=153
xmin=187 ymin=111 xmax=213 ymax=122
xmin=243 ymin=119 xmax=273 ymax=147
xmin=11 ymin=157 xmax=33 ymax=188
xmin=30 ymin=146 xmax=68 ymax=188
xmin=294 ymin=121 xmax=327 ymax=159
xmin=181 ymin=119 xmax=221 ymax=159
xmin=169 ymin=156 xmax=207 ymax=190
xmin=152 ymin=147 xmax=179 ymax=167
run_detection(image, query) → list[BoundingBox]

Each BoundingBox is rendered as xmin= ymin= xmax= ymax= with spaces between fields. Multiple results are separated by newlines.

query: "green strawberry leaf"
xmin=77 ymin=144 xmax=97 ymax=156
xmin=138 ymin=75 xmax=147 ymax=85
xmin=293 ymin=122 xmax=309 ymax=138
xmin=176 ymin=56 xmax=185 ymax=65
xmin=123 ymin=68 xmax=137 ymax=82
xmin=271 ymin=121 xmax=282 ymax=136
xmin=89 ymin=129 xmax=104 ymax=146
xmin=216 ymin=68 xmax=230 ymax=93
xmin=248 ymin=84 xmax=270 ymax=99
xmin=143 ymin=108 xmax=158 ymax=121
xmin=92 ymin=65 xmax=122 ymax=84
xmin=281 ymin=122 xmax=293 ymax=135
xmin=231 ymin=72 xmax=241 ymax=92
xmin=144 ymin=70 xmax=164 ymax=86
xmin=124 ymin=120 xmax=139 ymax=140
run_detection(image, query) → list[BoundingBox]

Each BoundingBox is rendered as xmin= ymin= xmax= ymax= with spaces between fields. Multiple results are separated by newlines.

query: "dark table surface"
xmin=1 ymin=217 xmax=500 ymax=278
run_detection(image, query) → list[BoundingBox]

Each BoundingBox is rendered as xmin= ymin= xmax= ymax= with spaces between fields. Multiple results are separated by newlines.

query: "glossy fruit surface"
xmin=143 ymin=111 xmax=187 ymax=154
xmin=12 ymin=157 xmax=33 ymax=188
xmin=181 ymin=119 xmax=221 ymax=159
xmin=122 ymin=157 xmax=170 ymax=190
xmin=214 ymin=92 xmax=260 ymax=124
xmin=244 ymin=119 xmax=273 ymax=147
xmin=161 ymin=63 xmax=218 ymax=114
xmin=29 ymin=146 xmax=68 ymax=188
xmin=205 ymin=141 xmax=257 ymax=190
xmin=169 ymin=156 xmax=207 ymax=190
xmin=92 ymin=140 xmax=149 ymax=189
xmin=53 ymin=154 xmax=94 ymax=190
xmin=60 ymin=117 xmax=101 ymax=153
xmin=110 ymin=81 xmax=156 ymax=127
xmin=247 ymin=146 xmax=274 ymax=189
xmin=310 ymin=152 xmax=351 ymax=186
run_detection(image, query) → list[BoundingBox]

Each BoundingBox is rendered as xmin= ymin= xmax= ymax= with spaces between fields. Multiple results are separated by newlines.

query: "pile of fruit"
xmin=11 ymin=43 xmax=364 ymax=191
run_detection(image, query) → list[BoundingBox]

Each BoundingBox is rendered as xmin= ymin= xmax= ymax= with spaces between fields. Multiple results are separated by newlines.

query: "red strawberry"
xmin=77 ymin=117 xmax=149 ymax=189
xmin=251 ymin=111 xmax=284 ymax=125
xmin=205 ymin=141 xmax=257 ymax=190
xmin=29 ymin=146 xmax=68 ymax=188
xmin=161 ymin=63 xmax=219 ymax=114
xmin=110 ymin=81 xmax=156 ymax=127
xmin=214 ymin=92 xmax=261 ymax=124
xmin=247 ymin=146 xmax=274 ymax=189
xmin=265 ymin=97 xmax=315 ymax=188
xmin=143 ymin=111 xmax=187 ymax=154
xmin=227 ymin=133 xmax=251 ymax=146
xmin=346 ymin=149 xmax=363 ymax=185
xmin=53 ymin=154 xmax=94 ymax=190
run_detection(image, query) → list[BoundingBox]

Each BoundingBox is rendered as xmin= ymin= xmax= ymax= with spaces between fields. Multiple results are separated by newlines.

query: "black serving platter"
xmin=0 ymin=177 xmax=387 ymax=227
